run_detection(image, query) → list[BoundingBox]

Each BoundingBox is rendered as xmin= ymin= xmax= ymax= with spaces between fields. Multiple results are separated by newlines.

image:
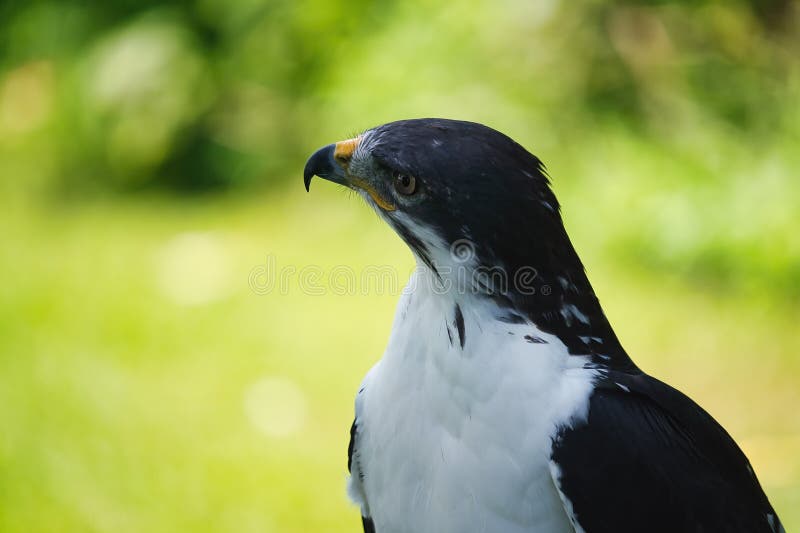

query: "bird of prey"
xmin=303 ymin=118 xmax=783 ymax=533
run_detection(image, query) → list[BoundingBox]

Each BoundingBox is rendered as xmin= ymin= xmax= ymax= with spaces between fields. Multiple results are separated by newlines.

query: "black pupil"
xmin=393 ymin=172 xmax=414 ymax=194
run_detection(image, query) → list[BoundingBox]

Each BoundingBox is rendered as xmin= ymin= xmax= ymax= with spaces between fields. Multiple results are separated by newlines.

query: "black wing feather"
xmin=361 ymin=516 xmax=376 ymax=533
xmin=348 ymin=417 xmax=374 ymax=532
xmin=551 ymin=371 xmax=783 ymax=533
xmin=348 ymin=418 xmax=357 ymax=473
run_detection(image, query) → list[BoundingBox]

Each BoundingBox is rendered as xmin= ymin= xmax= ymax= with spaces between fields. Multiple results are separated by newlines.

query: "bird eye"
xmin=393 ymin=171 xmax=417 ymax=195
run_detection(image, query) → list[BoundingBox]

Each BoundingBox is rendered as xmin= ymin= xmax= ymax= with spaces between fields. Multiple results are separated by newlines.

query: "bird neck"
xmin=503 ymin=238 xmax=637 ymax=371
xmin=414 ymin=240 xmax=636 ymax=371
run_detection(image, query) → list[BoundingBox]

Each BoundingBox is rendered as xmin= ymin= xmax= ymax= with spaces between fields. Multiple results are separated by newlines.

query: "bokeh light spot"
xmin=244 ymin=376 xmax=308 ymax=438
xmin=0 ymin=60 xmax=54 ymax=137
xmin=155 ymin=232 xmax=233 ymax=306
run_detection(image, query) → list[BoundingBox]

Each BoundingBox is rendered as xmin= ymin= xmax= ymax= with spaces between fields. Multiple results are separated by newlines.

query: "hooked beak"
xmin=303 ymin=137 xmax=360 ymax=192
xmin=303 ymin=144 xmax=340 ymax=192
xmin=303 ymin=137 xmax=396 ymax=211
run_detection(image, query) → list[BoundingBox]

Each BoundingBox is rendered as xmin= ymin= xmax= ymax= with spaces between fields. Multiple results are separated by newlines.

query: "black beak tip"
xmin=303 ymin=143 xmax=336 ymax=192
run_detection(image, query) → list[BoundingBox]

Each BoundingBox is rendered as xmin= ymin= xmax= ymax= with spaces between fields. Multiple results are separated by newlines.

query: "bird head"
xmin=304 ymin=118 xmax=632 ymax=365
xmin=304 ymin=119 xmax=569 ymax=286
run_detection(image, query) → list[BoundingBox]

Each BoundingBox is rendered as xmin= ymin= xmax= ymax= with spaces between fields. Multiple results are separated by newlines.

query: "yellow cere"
xmin=334 ymin=137 xmax=360 ymax=165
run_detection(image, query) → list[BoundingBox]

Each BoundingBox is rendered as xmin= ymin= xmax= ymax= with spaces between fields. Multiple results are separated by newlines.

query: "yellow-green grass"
xmin=1 ymin=185 xmax=797 ymax=532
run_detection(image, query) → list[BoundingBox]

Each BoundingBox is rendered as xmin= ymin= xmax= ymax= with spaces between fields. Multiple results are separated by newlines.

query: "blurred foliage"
xmin=0 ymin=0 xmax=797 ymax=188
xmin=0 ymin=0 xmax=799 ymax=531
xmin=1 ymin=0 xmax=799 ymax=299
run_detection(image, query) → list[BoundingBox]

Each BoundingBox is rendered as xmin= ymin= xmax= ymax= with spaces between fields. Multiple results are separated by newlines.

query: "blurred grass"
xmin=0 ymin=185 xmax=797 ymax=532
xmin=0 ymin=189 xmax=406 ymax=532
xmin=1 ymin=0 xmax=799 ymax=531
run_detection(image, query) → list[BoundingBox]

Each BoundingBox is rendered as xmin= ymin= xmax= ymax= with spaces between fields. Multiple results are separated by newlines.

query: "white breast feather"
xmin=347 ymin=269 xmax=597 ymax=533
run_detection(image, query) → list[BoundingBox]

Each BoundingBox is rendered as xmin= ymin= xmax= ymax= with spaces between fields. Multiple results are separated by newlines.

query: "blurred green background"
xmin=1 ymin=0 xmax=798 ymax=531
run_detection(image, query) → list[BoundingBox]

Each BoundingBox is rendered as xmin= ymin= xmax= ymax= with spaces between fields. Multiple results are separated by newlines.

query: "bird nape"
xmin=303 ymin=118 xmax=783 ymax=533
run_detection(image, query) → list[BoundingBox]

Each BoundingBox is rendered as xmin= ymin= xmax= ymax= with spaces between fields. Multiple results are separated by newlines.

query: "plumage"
xmin=304 ymin=118 xmax=783 ymax=532
xmin=551 ymin=371 xmax=782 ymax=532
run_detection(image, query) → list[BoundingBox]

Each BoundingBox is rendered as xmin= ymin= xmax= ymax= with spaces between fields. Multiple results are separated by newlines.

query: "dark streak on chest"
xmin=453 ymin=304 xmax=465 ymax=348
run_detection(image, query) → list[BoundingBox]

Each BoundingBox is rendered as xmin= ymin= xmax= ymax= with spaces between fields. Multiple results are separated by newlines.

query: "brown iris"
xmin=393 ymin=171 xmax=417 ymax=195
